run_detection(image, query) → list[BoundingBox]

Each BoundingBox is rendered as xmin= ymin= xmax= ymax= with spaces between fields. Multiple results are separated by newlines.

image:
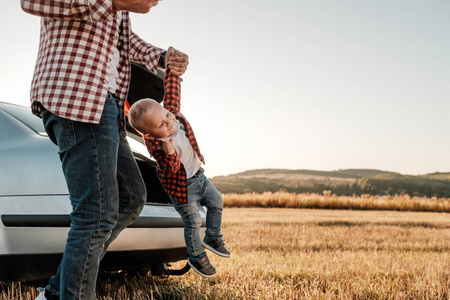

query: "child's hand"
xmin=143 ymin=133 xmax=154 ymax=140
xmin=163 ymin=139 xmax=175 ymax=155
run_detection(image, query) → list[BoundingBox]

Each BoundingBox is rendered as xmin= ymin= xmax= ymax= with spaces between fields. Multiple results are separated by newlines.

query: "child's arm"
xmin=145 ymin=138 xmax=181 ymax=174
xmin=158 ymin=151 xmax=181 ymax=174
xmin=160 ymin=139 xmax=179 ymax=173
xmin=162 ymin=139 xmax=175 ymax=156
xmin=163 ymin=69 xmax=181 ymax=114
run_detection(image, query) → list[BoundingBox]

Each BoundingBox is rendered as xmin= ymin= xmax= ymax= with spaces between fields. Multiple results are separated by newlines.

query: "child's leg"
xmin=171 ymin=174 xmax=218 ymax=277
xmin=170 ymin=179 xmax=205 ymax=258
xmin=197 ymin=170 xmax=223 ymax=236
xmin=194 ymin=169 xmax=230 ymax=258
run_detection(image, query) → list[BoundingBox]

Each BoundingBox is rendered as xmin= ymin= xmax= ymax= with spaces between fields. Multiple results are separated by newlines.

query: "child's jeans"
xmin=170 ymin=168 xmax=223 ymax=257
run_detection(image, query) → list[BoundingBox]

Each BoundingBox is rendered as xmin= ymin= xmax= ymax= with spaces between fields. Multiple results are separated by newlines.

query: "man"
xmin=20 ymin=0 xmax=189 ymax=299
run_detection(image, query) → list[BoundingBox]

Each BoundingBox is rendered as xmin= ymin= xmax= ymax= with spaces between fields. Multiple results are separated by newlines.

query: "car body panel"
xmin=0 ymin=64 xmax=205 ymax=282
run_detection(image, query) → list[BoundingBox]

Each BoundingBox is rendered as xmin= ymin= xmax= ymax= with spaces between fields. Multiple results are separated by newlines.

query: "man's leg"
xmin=42 ymin=95 xmax=121 ymax=300
xmin=102 ymin=129 xmax=147 ymax=253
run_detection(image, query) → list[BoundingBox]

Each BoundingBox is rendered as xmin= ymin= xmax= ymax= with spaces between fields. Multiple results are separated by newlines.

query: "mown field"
xmin=2 ymin=208 xmax=449 ymax=299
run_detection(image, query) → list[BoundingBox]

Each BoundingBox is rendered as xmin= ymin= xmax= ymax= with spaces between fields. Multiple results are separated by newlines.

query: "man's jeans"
xmin=41 ymin=93 xmax=146 ymax=300
xmin=170 ymin=168 xmax=223 ymax=258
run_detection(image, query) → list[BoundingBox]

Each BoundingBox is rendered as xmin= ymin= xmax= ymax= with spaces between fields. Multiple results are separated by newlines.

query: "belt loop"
xmin=107 ymin=91 xmax=117 ymax=100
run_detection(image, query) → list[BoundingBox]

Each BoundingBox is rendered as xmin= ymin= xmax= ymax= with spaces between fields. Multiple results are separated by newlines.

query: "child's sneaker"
xmin=202 ymin=235 xmax=231 ymax=258
xmin=188 ymin=252 xmax=217 ymax=278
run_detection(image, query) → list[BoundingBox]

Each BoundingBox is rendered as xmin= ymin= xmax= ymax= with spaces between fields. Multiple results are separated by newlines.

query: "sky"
xmin=2 ymin=1 xmax=450 ymax=177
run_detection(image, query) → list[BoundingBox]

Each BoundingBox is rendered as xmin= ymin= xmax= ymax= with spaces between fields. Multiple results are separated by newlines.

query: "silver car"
xmin=0 ymin=64 xmax=205 ymax=282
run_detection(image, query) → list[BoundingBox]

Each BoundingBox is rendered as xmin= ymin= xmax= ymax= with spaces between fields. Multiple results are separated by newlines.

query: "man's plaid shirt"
xmin=144 ymin=70 xmax=205 ymax=204
xmin=21 ymin=0 xmax=164 ymax=125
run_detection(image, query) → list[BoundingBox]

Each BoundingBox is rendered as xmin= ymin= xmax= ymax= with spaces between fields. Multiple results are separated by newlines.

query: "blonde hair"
xmin=128 ymin=98 xmax=160 ymax=133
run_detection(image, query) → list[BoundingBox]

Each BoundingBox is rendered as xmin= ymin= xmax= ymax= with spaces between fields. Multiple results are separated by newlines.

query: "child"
xmin=128 ymin=68 xmax=230 ymax=278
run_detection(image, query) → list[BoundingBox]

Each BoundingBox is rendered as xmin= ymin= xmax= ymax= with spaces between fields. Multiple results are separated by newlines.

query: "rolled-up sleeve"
xmin=20 ymin=0 xmax=114 ymax=21
xmin=159 ymin=153 xmax=181 ymax=174
xmin=129 ymin=30 xmax=165 ymax=74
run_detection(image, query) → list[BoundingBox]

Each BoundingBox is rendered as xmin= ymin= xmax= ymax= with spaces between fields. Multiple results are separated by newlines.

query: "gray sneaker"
xmin=35 ymin=287 xmax=59 ymax=300
xmin=202 ymin=235 xmax=231 ymax=258
xmin=188 ymin=253 xmax=217 ymax=278
xmin=35 ymin=288 xmax=48 ymax=300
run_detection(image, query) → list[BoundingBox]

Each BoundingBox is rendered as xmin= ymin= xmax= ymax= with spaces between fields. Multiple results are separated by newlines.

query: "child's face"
xmin=140 ymin=105 xmax=177 ymax=139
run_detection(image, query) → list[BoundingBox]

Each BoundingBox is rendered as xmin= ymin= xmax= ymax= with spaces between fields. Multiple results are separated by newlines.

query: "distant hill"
xmin=333 ymin=169 xmax=396 ymax=178
xmin=210 ymin=169 xmax=450 ymax=198
xmin=422 ymin=172 xmax=450 ymax=181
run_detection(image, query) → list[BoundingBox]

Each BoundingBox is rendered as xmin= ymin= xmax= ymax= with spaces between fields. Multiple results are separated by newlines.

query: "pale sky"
xmin=2 ymin=1 xmax=450 ymax=177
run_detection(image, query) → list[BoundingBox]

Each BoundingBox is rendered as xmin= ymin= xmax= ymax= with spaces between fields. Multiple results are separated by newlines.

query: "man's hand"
xmin=165 ymin=46 xmax=189 ymax=76
xmin=163 ymin=139 xmax=175 ymax=155
xmin=112 ymin=0 xmax=161 ymax=13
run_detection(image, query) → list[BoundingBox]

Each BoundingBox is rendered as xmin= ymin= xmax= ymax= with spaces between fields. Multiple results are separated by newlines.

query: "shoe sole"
xmin=187 ymin=259 xmax=217 ymax=278
xmin=202 ymin=241 xmax=231 ymax=258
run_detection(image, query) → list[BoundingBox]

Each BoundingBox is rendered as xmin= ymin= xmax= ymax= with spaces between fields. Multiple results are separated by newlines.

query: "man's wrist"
xmin=159 ymin=51 xmax=167 ymax=68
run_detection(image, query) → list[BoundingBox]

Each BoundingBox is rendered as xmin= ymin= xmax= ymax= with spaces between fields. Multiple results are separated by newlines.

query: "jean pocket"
xmin=43 ymin=112 xmax=77 ymax=152
xmin=56 ymin=119 xmax=76 ymax=152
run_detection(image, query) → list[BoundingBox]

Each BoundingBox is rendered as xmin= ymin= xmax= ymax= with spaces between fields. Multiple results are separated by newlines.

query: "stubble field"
xmin=2 ymin=208 xmax=449 ymax=299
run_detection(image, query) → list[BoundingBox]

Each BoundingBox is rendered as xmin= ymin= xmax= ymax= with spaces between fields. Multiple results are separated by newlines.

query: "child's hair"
xmin=128 ymin=98 xmax=159 ymax=133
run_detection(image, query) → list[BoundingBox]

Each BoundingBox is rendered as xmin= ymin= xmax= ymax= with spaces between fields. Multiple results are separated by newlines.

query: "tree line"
xmin=210 ymin=171 xmax=450 ymax=198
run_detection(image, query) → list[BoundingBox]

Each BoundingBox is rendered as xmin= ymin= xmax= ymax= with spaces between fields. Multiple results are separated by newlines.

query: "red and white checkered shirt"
xmin=144 ymin=70 xmax=205 ymax=204
xmin=21 ymin=0 xmax=164 ymax=124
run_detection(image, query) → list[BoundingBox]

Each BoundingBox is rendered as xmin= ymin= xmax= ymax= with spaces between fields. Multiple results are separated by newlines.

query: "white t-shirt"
xmin=107 ymin=12 xmax=122 ymax=94
xmin=160 ymin=120 xmax=202 ymax=178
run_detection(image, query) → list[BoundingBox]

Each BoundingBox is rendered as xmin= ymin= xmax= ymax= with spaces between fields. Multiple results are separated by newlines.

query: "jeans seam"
xmin=80 ymin=125 xmax=102 ymax=299
xmin=80 ymin=230 xmax=97 ymax=299
xmin=117 ymin=168 xmax=133 ymax=214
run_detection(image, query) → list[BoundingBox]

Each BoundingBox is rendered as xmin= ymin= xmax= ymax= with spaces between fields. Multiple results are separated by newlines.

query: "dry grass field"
xmin=2 ymin=208 xmax=449 ymax=299
xmin=223 ymin=192 xmax=450 ymax=212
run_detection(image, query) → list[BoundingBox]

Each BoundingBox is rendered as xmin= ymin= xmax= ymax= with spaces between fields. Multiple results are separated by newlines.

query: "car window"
xmin=0 ymin=102 xmax=154 ymax=159
xmin=0 ymin=102 xmax=47 ymax=136
xmin=126 ymin=132 xmax=151 ymax=159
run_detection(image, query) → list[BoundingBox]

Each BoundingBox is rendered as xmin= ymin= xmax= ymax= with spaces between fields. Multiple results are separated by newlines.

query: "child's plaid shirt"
xmin=144 ymin=70 xmax=205 ymax=203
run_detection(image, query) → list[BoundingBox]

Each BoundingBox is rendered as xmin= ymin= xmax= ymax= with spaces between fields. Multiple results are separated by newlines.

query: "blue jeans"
xmin=170 ymin=168 xmax=223 ymax=257
xmin=41 ymin=93 xmax=146 ymax=300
